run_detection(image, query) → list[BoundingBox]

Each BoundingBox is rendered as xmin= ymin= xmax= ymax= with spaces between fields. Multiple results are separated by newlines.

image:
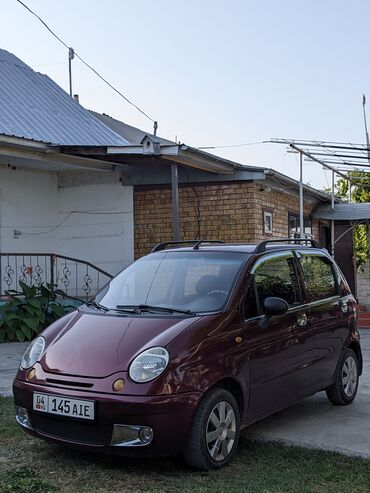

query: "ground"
xmin=1 ymin=333 xmax=370 ymax=492
xmin=1 ymin=396 xmax=370 ymax=493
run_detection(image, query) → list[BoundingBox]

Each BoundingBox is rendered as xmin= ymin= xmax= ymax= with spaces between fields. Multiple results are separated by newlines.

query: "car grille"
xmin=30 ymin=412 xmax=112 ymax=446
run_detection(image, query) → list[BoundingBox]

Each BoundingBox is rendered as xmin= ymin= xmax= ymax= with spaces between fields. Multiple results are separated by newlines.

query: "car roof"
xmin=153 ymin=243 xmax=327 ymax=255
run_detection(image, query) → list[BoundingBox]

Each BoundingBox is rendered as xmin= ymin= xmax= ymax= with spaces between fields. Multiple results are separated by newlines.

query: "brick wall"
xmin=134 ymin=181 xmax=320 ymax=258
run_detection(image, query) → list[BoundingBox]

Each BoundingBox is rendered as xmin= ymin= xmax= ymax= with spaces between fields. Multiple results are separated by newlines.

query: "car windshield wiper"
xmin=85 ymin=300 xmax=109 ymax=312
xmin=86 ymin=301 xmax=137 ymax=314
xmin=115 ymin=304 xmax=196 ymax=316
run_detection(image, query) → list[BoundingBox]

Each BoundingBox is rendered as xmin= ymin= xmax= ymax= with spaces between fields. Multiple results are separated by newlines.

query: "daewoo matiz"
xmin=14 ymin=238 xmax=362 ymax=470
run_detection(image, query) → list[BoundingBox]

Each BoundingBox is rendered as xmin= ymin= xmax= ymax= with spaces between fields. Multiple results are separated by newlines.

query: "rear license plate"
xmin=33 ymin=393 xmax=95 ymax=420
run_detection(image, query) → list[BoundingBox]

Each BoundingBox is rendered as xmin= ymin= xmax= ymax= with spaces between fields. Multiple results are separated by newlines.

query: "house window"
xmin=288 ymin=213 xmax=312 ymax=237
xmin=263 ymin=210 xmax=273 ymax=235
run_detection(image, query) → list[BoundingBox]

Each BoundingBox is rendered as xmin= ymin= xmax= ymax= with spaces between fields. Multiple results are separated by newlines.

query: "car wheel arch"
xmin=347 ymin=340 xmax=363 ymax=375
xmin=201 ymin=377 xmax=245 ymax=418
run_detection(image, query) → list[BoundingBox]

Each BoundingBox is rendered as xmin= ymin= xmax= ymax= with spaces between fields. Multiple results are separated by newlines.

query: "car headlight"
xmin=20 ymin=337 xmax=45 ymax=370
xmin=129 ymin=347 xmax=169 ymax=383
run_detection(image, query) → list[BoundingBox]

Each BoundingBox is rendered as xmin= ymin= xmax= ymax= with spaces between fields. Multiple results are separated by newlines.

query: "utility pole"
xmin=299 ymin=151 xmax=304 ymax=237
xmin=68 ymin=48 xmax=74 ymax=97
xmin=331 ymin=170 xmax=335 ymax=257
xmin=171 ymin=164 xmax=180 ymax=241
xmin=362 ymin=94 xmax=370 ymax=164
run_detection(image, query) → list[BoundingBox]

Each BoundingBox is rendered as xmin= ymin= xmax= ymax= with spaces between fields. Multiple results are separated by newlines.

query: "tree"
xmin=335 ymin=171 xmax=370 ymax=269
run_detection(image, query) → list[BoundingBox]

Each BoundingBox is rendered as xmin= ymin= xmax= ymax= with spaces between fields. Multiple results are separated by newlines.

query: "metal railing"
xmin=0 ymin=253 xmax=113 ymax=300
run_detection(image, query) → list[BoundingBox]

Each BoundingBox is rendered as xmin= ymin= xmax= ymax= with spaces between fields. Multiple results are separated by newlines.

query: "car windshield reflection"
xmin=96 ymin=251 xmax=247 ymax=314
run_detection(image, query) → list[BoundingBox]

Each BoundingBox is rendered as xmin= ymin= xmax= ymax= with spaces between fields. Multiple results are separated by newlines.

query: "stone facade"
xmin=134 ymin=181 xmax=320 ymax=258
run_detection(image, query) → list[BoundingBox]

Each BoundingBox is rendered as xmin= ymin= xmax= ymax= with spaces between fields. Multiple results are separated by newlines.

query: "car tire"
xmin=326 ymin=348 xmax=359 ymax=405
xmin=183 ymin=388 xmax=240 ymax=470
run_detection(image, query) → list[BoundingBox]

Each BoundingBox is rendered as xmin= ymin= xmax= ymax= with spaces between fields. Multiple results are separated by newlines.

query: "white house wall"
xmin=0 ymin=165 xmax=134 ymax=277
xmin=0 ymin=165 xmax=58 ymax=252
xmin=57 ymin=171 xmax=134 ymax=275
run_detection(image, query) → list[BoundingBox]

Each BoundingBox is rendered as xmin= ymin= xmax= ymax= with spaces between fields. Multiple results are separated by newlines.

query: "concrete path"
xmin=245 ymin=329 xmax=370 ymax=458
xmin=0 ymin=341 xmax=29 ymax=396
xmin=0 ymin=333 xmax=369 ymax=459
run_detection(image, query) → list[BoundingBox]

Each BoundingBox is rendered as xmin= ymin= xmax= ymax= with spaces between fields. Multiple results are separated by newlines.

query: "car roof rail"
xmin=254 ymin=237 xmax=319 ymax=254
xmin=151 ymin=239 xmax=224 ymax=253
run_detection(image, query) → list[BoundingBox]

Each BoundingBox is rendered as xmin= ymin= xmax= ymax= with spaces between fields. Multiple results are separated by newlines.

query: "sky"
xmin=2 ymin=0 xmax=370 ymax=189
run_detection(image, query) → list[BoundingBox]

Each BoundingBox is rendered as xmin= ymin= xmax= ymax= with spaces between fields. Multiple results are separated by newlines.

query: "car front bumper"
xmin=13 ymin=378 xmax=202 ymax=456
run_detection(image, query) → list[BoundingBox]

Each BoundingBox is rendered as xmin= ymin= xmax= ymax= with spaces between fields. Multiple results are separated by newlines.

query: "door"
xmin=243 ymin=251 xmax=313 ymax=423
xmin=297 ymin=252 xmax=349 ymax=389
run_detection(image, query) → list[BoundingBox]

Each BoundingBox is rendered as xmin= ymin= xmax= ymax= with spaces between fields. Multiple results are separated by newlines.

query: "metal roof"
xmin=90 ymin=111 xmax=174 ymax=145
xmin=0 ymin=49 xmax=128 ymax=146
xmin=313 ymin=202 xmax=370 ymax=221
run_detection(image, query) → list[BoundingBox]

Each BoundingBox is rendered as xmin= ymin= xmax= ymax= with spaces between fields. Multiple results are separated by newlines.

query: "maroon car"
xmin=14 ymin=238 xmax=362 ymax=470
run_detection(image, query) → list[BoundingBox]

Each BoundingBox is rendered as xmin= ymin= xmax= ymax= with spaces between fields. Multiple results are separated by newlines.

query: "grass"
xmin=1 ymin=397 xmax=370 ymax=493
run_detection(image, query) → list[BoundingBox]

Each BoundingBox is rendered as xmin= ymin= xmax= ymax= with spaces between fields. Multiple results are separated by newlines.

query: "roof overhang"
xmin=0 ymin=135 xmax=116 ymax=172
xmin=107 ymin=143 xmax=236 ymax=174
xmin=313 ymin=202 xmax=370 ymax=221
xmin=263 ymin=169 xmax=332 ymax=202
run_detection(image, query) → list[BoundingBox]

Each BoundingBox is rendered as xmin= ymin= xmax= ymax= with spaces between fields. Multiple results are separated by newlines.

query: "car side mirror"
xmin=259 ymin=297 xmax=289 ymax=329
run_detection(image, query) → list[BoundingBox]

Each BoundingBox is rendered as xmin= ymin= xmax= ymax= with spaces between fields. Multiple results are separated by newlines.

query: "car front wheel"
xmin=183 ymin=388 xmax=240 ymax=470
xmin=326 ymin=348 xmax=359 ymax=405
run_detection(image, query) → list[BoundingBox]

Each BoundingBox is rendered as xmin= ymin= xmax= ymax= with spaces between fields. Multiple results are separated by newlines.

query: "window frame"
xmin=295 ymin=251 xmax=340 ymax=303
xmin=288 ymin=212 xmax=312 ymax=237
xmin=263 ymin=209 xmax=273 ymax=235
xmin=244 ymin=251 xmax=303 ymax=320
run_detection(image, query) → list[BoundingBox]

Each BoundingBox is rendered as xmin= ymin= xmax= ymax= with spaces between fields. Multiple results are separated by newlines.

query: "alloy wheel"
xmin=205 ymin=401 xmax=236 ymax=461
xmin=342 ymin=355 xmax=358 ymax=397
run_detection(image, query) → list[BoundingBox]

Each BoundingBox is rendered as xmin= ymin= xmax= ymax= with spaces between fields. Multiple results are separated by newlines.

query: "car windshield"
xmin=96 ymin=251 xmax=247 ymax=314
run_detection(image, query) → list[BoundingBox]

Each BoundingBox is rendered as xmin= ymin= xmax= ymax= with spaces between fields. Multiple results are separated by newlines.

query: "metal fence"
xmin=0 ymin=253 xmax=113 ymax=300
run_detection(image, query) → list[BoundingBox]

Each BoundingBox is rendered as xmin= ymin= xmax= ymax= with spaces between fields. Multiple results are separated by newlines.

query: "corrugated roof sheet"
xmin=90 ymin=111 xmax=174 ymax=145
xmin=0 ymin=49 xmax=128 ymax=146
xmin=313 ymin=202 xmax=370 ymax=220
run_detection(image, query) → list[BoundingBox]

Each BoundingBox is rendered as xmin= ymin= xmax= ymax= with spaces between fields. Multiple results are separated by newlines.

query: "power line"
xmin=18 ymin=210 xmax=132 ymax=235
xmin=197 ymin=141 xmax=264 ymax=150
xmin=16 ymin=0 xmax=155 ymax=123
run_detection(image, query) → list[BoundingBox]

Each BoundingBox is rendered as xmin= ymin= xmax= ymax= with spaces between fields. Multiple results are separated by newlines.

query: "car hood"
xmin=41 ymin=309 xmax=200 ymax=378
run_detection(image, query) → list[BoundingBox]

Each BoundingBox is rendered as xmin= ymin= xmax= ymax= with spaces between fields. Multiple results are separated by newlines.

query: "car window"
xmin=184 ymin=264 xmax=221 ymax=296
xmin=299 ymin=254 xmax=338 ymax=301
xmin=253 ymin=255 xmax=300 ymax=312
xmin=97 ymin=251 xmax=247 ymax=313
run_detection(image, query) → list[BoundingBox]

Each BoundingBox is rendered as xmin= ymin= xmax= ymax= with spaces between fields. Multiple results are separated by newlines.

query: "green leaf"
xmin=5 ymin=289 xmax=21 ymax=295
xmin=22 ymin=304 xmax=38 ymax=316
xmin=16 ymin=328 xmax=25 ymax=342
xmin=6 ymin=325 xmax=15 ymax=341
xmin=23 ymin=317 xmax=39 ymax=332
xmin=21 ymin=325 xmax=32 ymax=340
xmin=28 ymin=298 xmax=42 ymax=309
xmin=54 ymin=289 xmax=67 ymax=298
xmin=0 ymin=329 xmax=5 ymax=342
xmin=49 ymin=304 xmax=65 ymax=317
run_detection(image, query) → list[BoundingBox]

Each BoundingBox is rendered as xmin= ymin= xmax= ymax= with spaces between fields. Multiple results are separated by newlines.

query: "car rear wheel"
xmin=326 ymin=348 xmax=359 ymax=405
xmin=183 ymin=388 xmax=240 ymax=470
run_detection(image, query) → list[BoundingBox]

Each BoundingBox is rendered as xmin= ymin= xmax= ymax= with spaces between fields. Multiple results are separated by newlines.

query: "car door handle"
xmin=297 ymin=313 xmax=308 ymax=327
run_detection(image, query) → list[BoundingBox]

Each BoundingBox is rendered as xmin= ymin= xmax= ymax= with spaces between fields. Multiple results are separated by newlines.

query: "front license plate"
xmin=33 ymin=393 xmax=95 ymax=421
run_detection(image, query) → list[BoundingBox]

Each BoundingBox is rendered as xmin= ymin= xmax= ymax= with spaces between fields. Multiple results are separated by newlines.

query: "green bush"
xmin=0 ymin=281 xmax=75 ymax=342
